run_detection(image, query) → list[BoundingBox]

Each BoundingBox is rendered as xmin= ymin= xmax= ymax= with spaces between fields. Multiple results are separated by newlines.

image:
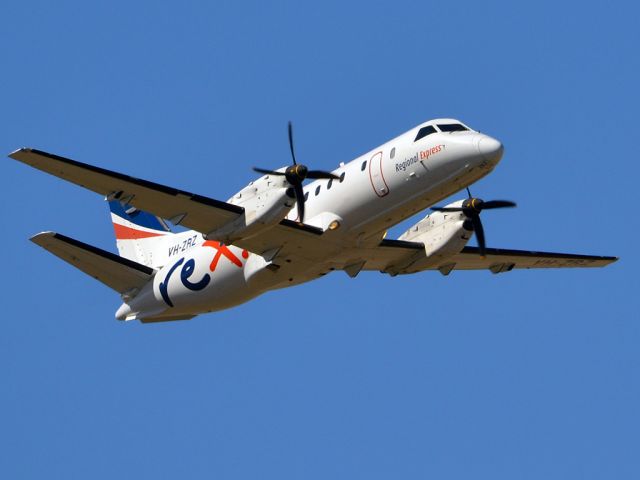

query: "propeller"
xmin=253 ymin=122 xmax=339 ymax=222
xmin=431 ymin=190 xmax=516 ymax=257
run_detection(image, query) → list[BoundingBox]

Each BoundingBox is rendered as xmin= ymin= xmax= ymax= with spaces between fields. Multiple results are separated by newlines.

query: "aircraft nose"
xmin=477 ymin=136 xmax=504 ymax=165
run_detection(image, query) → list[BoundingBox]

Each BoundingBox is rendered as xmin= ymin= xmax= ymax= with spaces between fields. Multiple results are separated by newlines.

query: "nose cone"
xmin=477 ymin=136 xmax=504 ymax=165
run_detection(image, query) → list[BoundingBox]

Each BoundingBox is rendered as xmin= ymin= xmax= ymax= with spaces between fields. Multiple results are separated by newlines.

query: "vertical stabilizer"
xmin=108 ymin=201 xmax=171 ymax=268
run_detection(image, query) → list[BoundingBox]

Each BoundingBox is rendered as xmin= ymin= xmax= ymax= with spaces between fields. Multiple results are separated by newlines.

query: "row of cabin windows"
xmin=304 ymin=171 xmax=346 ymax=200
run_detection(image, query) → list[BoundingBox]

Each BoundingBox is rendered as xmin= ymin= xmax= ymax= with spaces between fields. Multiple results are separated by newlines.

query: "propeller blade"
xmin=253 ymin=167 xmax=286 ymax=176
xmin=288 ymin=121 xmax=297 ymax=166
xmin=294 ymin=182 xmax=305 ymax=222
xmin=470 ymin=214 xmax=486 ymax=257
xmin=307 ymin=170 xmax=340 ymax=180
xmin=481 ymin=200 xmax=516 ymax=209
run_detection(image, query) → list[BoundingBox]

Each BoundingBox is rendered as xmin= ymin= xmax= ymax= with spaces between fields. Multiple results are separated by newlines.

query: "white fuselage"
xmin=116 ymin=119 xmax=504 ymax=321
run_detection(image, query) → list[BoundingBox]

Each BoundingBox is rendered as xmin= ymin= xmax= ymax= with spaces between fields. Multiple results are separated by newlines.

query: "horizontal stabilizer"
xmin=30 ymin=232 xmax=155 ymax=294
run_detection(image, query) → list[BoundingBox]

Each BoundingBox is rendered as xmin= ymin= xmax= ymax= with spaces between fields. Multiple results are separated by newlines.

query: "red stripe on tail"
xmin=113 ymin=223 xmax=166 ymax=240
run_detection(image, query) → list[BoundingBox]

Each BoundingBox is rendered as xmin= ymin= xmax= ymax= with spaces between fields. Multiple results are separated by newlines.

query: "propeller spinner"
xmin=253 ymin=122 xmax=338 ymax=222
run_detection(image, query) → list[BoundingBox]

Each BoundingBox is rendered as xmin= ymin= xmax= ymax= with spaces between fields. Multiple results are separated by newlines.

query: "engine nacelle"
xmin=205 ymin=172 xmax=295 ymax=243
xmin=398 ymin=199 xmax=472 ymax=258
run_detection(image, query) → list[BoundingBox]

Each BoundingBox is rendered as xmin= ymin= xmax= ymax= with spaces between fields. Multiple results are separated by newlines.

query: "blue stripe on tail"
xmin=108 ymin=201 xmax=170 ymax=232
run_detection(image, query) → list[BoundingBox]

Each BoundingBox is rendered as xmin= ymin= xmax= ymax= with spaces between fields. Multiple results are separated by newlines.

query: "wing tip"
xmin=29 ymin=231 xmax=56 ymax=243
xmin=8 ymin=147 xmax=31 ymax=159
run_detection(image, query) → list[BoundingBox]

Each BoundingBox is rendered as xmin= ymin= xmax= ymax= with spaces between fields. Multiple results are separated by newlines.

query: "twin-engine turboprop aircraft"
xmin=9 ymin=119 xmax=617 ymax=323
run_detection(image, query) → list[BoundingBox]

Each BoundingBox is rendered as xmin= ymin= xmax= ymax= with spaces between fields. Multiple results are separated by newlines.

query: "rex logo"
xmin=159 ymin=241 xmax=249 ymax=307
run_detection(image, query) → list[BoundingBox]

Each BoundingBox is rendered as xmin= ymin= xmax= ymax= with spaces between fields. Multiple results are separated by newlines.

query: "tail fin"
xmin=109 ymin=201 xmax=171 ymax=268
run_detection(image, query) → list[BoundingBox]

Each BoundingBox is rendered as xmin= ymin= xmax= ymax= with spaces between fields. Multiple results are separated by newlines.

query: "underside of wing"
xmin=358 ymin=240 xmax=618 ymax=275
xmin=31 ymin=231 xmax=154 ymax=294
xmin=444 ymin=247 xmax=618 ymax=273
xmin=355 ymin=238 xmax=426 ymax=273
xmin=233 ymin=219 xmax=328 ymax=258
xmin=10 ymin=148 xmax=244 ymax=236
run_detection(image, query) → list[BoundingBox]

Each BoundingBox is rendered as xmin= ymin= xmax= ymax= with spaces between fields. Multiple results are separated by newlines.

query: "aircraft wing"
xmin=10 ymin=148 xmax=336 ymax=260
xmin=359 ymin=240 xmax=618 ymax=275
xmin=10 ymin=148 xmax=245 ymax=236
xmin=442 ymin=246 xmax=618 ymax=272
xmin=31 ymin=231 xmax=154 ymax=293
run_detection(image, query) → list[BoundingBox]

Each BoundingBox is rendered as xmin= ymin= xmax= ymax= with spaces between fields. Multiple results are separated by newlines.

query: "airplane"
xmin=9 ymin=119 xmax=617 ymax=323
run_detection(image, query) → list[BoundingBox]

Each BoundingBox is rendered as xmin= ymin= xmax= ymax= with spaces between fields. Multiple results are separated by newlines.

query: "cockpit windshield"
xmin=414 ymin=125 xmax=437 ymax=142
xmin=437 ymin=123 xmax=468 ymax=132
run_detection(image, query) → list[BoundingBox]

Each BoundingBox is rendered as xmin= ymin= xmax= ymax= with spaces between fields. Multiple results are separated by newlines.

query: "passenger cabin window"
xmin=304 ymin=192 xmax=309 ymax=201
xmin=315 ymin=185 xmax=321 ymax=196
xmin=390 ymin=147 xmax=396 ymax=159
xmin=414 ymin=125 xmax=437 ymax=142
xmin=438 ymin=123 xmax=468 ymax=132
xmin=339 ymin=172 xmax=346 ymax=183
xmin=327 ymin=178 xmax=333 ymax=189
xmin=361 ymin=160 xmax=367 ymax=171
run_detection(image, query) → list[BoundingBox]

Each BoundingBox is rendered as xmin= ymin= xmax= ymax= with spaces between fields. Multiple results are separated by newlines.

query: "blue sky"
xmin=1 ymin=1 xmax=638 ymax=478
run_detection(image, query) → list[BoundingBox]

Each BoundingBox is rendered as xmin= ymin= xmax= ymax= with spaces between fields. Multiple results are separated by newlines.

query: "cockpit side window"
xmin=437 ymin=123 xmax=468 ymax=132
xmin=414 ymin=125 xmax=437 ymax=142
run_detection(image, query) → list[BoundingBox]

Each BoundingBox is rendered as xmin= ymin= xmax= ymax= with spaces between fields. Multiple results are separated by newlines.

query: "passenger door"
xmin=368 ymin=151 xmax=389 ymax=197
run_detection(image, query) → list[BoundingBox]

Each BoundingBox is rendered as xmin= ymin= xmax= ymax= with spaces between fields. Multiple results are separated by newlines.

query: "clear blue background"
xmin=1 ymin=1 xmax=637 ymax=478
